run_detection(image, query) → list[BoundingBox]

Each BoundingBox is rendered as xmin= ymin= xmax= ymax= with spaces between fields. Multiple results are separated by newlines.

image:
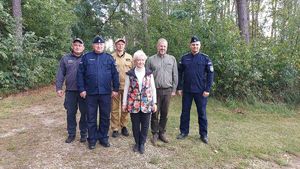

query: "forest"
xmin=0 ymin=0 xmax=299 ymax=104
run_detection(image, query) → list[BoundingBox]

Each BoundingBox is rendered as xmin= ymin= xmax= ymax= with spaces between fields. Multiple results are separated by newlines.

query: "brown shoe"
xmin=151 ymin=134 xmax=158 ymax=146
xmin=159 ymin=133 xmax=169 ymax=143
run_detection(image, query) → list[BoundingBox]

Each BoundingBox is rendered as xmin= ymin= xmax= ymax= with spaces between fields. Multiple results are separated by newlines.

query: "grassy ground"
xmin=168 ymin=97 xmax=300 ymax=168
xmin=0 ymin=86 xmax=299 ymax=168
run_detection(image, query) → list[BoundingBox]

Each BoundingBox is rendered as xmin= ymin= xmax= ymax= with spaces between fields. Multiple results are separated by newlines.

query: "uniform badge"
xmin=67 ymin=60 xmax=74 ymax=64
xmin=208 ymin=61 xmax=214 ymax=72
xmin=209 ymin=65 xmax=214 ymax=72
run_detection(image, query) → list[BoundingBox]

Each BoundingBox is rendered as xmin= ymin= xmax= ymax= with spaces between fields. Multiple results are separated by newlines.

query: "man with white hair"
xmin=77 ymin=35 xmax=119 ymax=150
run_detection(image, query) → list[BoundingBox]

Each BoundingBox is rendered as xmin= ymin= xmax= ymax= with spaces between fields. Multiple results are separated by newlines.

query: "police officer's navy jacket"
xmin=77 ymin=51 xmax=119 ymax=95
xmin=177 ymin=52 xmax=214 ymax=93
xmin=56 ymin=53 xmax=83 ymax=91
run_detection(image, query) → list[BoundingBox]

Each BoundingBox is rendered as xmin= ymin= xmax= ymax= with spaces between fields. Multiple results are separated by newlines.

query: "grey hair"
xmin=156 ymin=38 xmax=168 ymax=46
xmin=133 ymin=50 xmax=147 ymax=61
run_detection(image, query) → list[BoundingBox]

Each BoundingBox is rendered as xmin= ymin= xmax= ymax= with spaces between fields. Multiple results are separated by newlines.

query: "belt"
xmin=156 ymin=87 xmax=172 ymax=90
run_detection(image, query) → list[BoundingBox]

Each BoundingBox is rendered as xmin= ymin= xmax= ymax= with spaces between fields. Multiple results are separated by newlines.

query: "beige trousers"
xmin=110 ymin=90 xmax=129 ymax=131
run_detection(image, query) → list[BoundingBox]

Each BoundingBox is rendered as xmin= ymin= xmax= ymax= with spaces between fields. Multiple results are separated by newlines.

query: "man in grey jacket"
xmin=146 ymin=38 xmax=178 ymax=145
xmin=56 ymin=38 xmax=87 ymax=143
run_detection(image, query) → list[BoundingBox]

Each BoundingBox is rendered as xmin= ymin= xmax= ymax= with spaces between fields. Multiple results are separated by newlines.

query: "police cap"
xmin=190 ymin=36 xmax=200 ymax=43
xmin=93 ymin=35 xmax=105 ymax=43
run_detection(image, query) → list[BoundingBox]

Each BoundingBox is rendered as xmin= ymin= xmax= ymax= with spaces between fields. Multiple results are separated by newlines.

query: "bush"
xmin=0 ymin=33 xmax=58 ymax=96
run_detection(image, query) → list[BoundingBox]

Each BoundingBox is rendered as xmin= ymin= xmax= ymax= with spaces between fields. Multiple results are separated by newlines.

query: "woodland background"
xmin=0 ymin=0 xmax=299 ymax=105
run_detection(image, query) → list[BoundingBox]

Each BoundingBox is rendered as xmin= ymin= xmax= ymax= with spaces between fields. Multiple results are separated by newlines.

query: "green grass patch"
xmin=0 ymin=86 xmax=56 ymax=118
xmin=166 ymin=96 xmax=300 ymax=168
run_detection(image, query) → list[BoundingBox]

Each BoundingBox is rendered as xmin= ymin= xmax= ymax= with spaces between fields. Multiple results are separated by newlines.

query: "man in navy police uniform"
xmin=177 ymin=36 xmax=214 ymax=144
xmin=77 ymin=35 xmax=119 ymax=150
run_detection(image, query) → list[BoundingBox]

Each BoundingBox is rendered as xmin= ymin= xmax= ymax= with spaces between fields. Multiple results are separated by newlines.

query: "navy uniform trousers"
xmin=86 ymin=94 xmax=111 ymax=146
xmin=64 ymin=91 xmax=87 ymax=137
xmin=180 ymin=92 xmax=208 ymax=137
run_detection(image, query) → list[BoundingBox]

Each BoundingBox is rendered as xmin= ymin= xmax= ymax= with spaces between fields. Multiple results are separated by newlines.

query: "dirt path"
xmin=0 ymin=87 xmax=174 ymax=169
xmin=0 ymin=86 xmax=299 ymax=169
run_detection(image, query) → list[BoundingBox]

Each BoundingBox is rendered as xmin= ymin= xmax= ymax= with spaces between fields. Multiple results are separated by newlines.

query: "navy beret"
xmin=73 ymin=38 xmax=84 ymax=44
xmin=190 ymin=36 xmax=200 ymax=43
xmin=93 ymin=35 xmax=105 ymax=43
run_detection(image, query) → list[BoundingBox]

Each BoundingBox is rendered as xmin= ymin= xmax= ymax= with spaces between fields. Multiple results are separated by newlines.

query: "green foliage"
xmin=0 ymin=0 xmax=299 ymax=104
xmin=23 ymin=0 xmax=76 ymax=59
xmin=0 ymin=0 xmax=72 ymax=96
xmin=148 ymin=0 xmax=300 ymax=104
xmin=0 ymin=33 xmax=58 ymax=95
xmin=0 ymin=3 xmax=14 ymax=38
xmin=72 ymin=0 xmax=131 ymax=41
xmin=147 ymin=0 xmax=193 ymax=57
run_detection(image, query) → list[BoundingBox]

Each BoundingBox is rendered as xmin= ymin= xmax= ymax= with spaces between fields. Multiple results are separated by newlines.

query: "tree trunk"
xmin=271 ymin=0 xmax=277 ymax=38
xmin=236 ymin=0 xmax=250 ymax=43
xmin=12 ymin=0 xmax=23 ymax=49
xmin=227 ymin=0 xmax=232 ymax=16
xmin=254 ymin=0 xmax=260 ymax=39
xmin=251 ymin=0 xmax=254 ymax=38
xmin=162 ymin=0 xmax=168 ymax=15
xmin=198 ymin=0 xmax=203 ymax=18
xmin=141 ymin=0 xmax=149 ymax=51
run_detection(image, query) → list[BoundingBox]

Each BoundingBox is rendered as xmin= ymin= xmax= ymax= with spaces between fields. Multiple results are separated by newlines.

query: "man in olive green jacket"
xmin=146 ymin=38 xmax=178 ymax=145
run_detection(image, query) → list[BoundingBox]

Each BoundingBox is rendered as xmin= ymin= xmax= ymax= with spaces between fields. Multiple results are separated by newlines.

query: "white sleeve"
xmin=122 ymin=75 xmax=130 ymax=106
xmin=150 ymin=74 xmax=157 ymax=104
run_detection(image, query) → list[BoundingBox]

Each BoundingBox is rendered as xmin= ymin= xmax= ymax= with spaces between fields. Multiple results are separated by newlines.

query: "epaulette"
xmin=200 ymin=52 xmax=209 ymax=58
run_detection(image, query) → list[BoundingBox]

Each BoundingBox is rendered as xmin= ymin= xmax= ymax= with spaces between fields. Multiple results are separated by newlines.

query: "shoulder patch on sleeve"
xmin=207 ymin=61 xmax=214 ymax=72
xmin=210 ymin=65 xmax=214 ymax=72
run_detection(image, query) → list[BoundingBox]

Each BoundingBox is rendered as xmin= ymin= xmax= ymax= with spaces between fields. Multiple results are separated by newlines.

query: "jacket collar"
xmin=126 ymin=67 xmax=152 ymax=77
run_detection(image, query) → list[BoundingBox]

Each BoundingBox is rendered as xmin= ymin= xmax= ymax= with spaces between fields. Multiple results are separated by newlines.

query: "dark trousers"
xmin=151 ymin=88 xmax=172 ymax=135
xmin=86 ymin=94 xmax=111 ymax=145
xmin=64 ymin=91 xmax=87 ymax=137
xmin=130 ymin=112 xmax=151 ymax=146
xmin=179 ymin=92 xmax=208 ymax=137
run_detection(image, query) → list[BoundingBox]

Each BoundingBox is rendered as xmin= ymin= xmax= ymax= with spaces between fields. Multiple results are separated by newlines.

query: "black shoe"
xmin=112 ymin=131 xmax=120 ymax=138
xmin=88 ymin=144 xmax=96 ymax=150
xmin=80 ymin=136 xmax=87 ymax=143
xmin=133 ymin=144 xmax=139 ymax=152
xmin=65 ymin=136 xmax=75 ymax=143
xmin=139 ymin=144 xmax=145 ymax=154
xmin=176 ymin=133 xmax=188 ymax=139
xmin=200 ymin=136 xmax=208 ymax=144
xmin=99 ymin=141 xmax=111 ymax=148
xmin=121 ymin=127 xmax=129 ymax=136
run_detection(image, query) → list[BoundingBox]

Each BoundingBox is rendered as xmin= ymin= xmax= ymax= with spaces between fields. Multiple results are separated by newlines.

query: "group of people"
xmin=55 ymin=35 xmax=214 ymax=154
